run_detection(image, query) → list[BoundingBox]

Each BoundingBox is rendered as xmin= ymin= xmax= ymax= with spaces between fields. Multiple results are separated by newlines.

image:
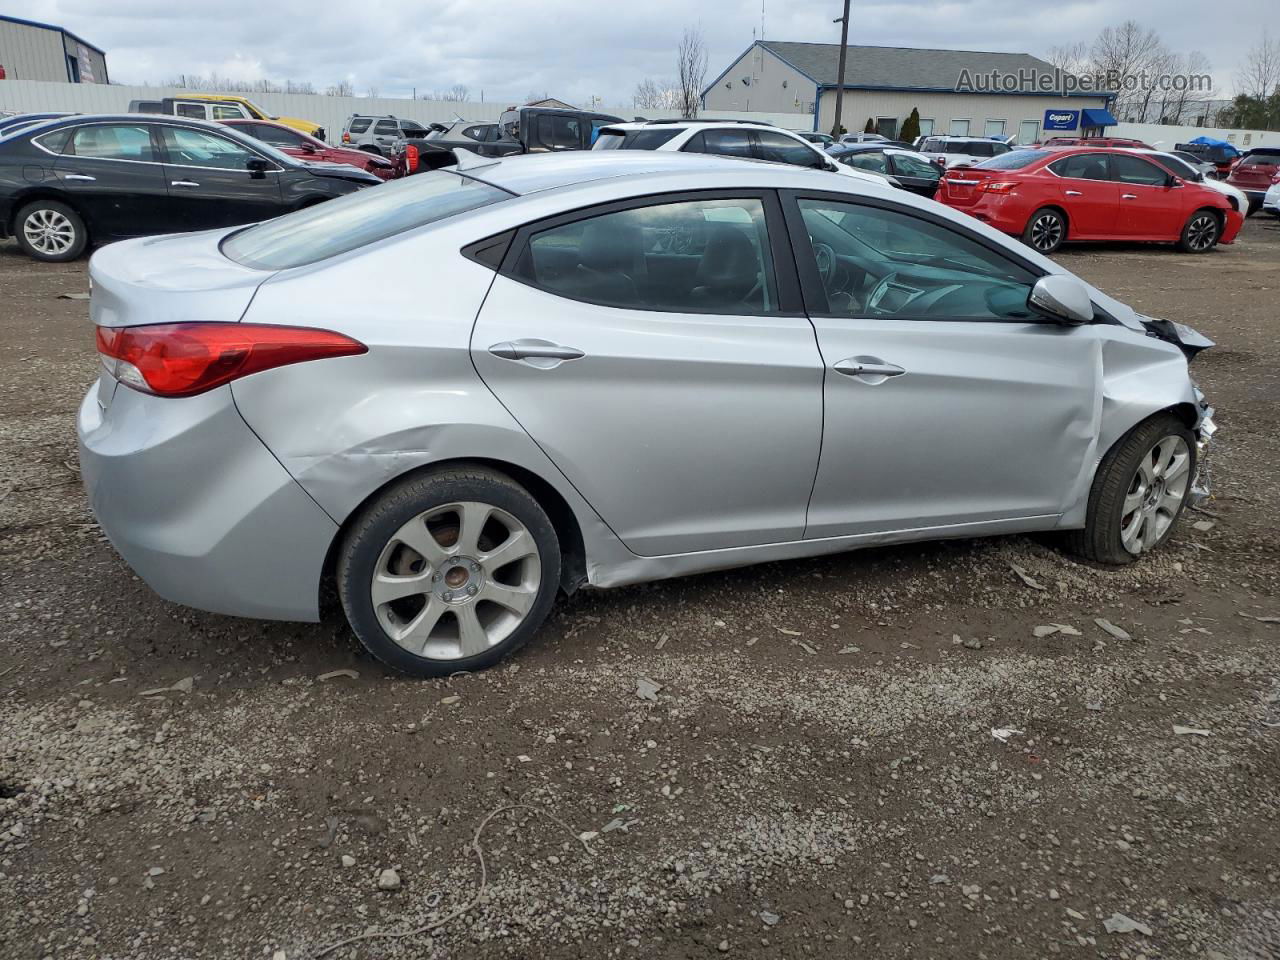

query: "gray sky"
xmin=20 ymin=0 xmax=1266 ymax=104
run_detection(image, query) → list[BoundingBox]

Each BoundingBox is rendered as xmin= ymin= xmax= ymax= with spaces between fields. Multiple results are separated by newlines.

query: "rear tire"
xmin=337 ymin=466 xmax=561 ymax=678
xmin=1064 ymin=414 xmax=1196 ymax=565
xmin=1176 ymin=209 xmax=1221 ymax=253
xmin=14 ymin=200 xmax=88 ymax=263
xmin=1022 ymin=207 xmax=1066 ymax=254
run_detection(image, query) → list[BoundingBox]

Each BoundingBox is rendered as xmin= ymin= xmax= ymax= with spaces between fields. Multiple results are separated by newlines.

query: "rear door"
xmin=157 ymin=124 xmax=283 ymax=230
xmin=1046 ymin=153 xmax=1120 ymax=237
xmin=782 ymin=192 xmax=1100 ymax=539
xmin=371 ymin=119 xmax=401 ymax=154
xmin=52 ymin=122 xmax=171 ymax=238
xmin=471 ymin=191 xmax=824 ymax=556
xmin=1110 ymin=154 xmax=1183 ymax=239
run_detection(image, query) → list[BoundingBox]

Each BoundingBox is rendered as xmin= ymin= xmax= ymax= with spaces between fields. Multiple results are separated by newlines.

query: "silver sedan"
xmin=78 ymin=150 xmax=1216 ymax=677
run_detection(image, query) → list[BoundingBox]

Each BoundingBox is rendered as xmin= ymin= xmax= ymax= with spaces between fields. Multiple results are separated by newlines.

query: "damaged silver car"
xmin=77 ymin=150 xmax=1216 ymax=677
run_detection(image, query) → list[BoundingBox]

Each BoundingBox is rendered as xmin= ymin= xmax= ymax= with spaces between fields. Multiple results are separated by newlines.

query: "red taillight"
xmin=342 ymin=131 xmax=351 ymax=143
xmin=404 ymin=144 xmax=419 ymax=173
xmin=95 ymin=323 xmax=367 ymax=398
xmin=981 ymin=181 xmax=1020 ymax=194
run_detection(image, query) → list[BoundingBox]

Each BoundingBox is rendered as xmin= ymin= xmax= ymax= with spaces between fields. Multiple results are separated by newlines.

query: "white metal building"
xmin=0 ymin=14 xmax=108 ymax=84
xmin=703 ymin=41 xmax=1114 ymax=144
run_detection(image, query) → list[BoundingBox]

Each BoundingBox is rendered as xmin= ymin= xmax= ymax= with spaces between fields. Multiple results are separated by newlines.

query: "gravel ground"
xmin=1 ymin=221 xmax=1278 ymax=960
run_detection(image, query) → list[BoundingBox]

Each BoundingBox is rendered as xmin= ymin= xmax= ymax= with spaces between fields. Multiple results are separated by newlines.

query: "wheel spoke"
xmin=392 ymin=517 xmax=451 ymax=570
xmin=455 ymin=502 xmax=493 ymax=556
xmin=1141 ymin=511 xmax=1161 ymax=551
xmin=371 ymin=570 xmax=433 ymax=607
xmin=1122 ymin=484 xmax=1145 ymax=515
xmin=1165 ymin=450 xmax=1191 ymax=483
xmin=480 ymin=581 xmax=536 ymax=616
xmin=480 ymin=529 xmax=535 ymax=573
xmin=456 ymin=604 xmax=490 ymax=656
xmin=1121 ymin=511 xmax=1144 ymax=552
xmin=399 ymin=601 xmax=449 ymax=653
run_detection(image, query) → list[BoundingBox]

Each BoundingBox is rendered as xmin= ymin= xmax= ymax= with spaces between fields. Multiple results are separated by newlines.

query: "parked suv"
xmin=591 ymin=120 xmax=892 ymax=185
xmin=341 ymin=115 xmax=433 ymax=156
xmin=918 ymin=136 xmax=1013 ymax=168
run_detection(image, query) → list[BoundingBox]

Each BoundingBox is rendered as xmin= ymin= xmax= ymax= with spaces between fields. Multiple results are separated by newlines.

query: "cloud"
xmin=20 ymin=0 xmax=1265 ymax=103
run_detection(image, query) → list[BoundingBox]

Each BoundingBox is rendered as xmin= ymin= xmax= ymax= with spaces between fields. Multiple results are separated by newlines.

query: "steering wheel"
xmin=813 ymin=241 xmax=836 ymax=289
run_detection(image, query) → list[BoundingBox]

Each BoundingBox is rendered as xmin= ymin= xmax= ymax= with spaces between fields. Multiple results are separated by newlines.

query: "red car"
xmin=938 ymin=146 xmax=1242 ymax=255
xmin=220 ymin=119 xmax=395 ymax=180
xmin=1225 ymin=148 xmax=1280 ymax=214
xmin=1040 ymin=136 xmax=1153 ymax=149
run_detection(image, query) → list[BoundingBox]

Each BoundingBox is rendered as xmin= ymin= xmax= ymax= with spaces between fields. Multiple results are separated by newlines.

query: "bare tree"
xmin=444 ymin=84 xmax=471 ymax=102
xmin=633 ymin=77 xmax=679 ymax=110
xmin=1090 ymin=20 xmax=1165 ymax=120
xmin=676 ymin=26 xmax=708 ymax=119
xmin=1046 ymin=41 xmax=1089 ymax=84
xmin=325 ymin=79 xmax=355 ymax=97
xmin=1236 ymin=30 xmax=1280 ymax=100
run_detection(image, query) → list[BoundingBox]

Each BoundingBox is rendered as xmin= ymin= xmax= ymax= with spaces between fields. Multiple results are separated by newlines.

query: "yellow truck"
xmin=129 ymin=94 xmax=327 ymax=141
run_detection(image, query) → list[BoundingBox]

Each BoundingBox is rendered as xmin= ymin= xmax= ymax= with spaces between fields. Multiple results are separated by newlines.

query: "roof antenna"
xmin=451 ymin=147 xmax=501 ymax=171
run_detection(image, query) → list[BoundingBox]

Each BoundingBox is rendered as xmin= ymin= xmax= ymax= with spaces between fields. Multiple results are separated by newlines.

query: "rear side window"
xmin=595 ymin=128 xmax=682 ymax=150
xmin=67 ymin=124 xmax=157 ymax=162
xmin=1048 ymin=153 xmax=1109 ymax=179
xmin=841 ymin=151 xmax=889 ymax=173
xmin=513 ymin=197 xmax=777 ymax=315
xmin=32 ymin=128 xmax=72 ymax=155
xmin=698 ymin=129 xmax=753 ymax=159
xmin=374 ymin=120 xmax=399 ymax=135
xmin=222 ymin=171 xmax=510 ymax=270
xmin=347 ymin=118 xmax=372 ymax=134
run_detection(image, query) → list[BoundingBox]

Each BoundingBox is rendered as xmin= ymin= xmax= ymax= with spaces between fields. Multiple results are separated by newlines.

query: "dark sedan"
xmin=0 ymin=114 xmax=382 ymax=262
xmin=828 ymin=143 xmax=942 ymax=199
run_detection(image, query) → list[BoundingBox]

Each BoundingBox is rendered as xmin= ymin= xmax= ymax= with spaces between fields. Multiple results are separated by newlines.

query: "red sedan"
xmin=220 ymin=119 xmax=395 ymax=180
xmin=938 ymin=147 xmax=1242 ymax=254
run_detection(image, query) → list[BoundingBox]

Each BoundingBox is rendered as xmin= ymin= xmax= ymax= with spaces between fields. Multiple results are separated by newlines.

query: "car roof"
xmin=459 ymin=149 xmax=848 ymax=196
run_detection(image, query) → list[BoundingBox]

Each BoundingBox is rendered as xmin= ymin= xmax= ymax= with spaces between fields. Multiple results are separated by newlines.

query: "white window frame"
xmin=949 ymin=118 xmax=971 ymax=136
xmin=917 ymin=118 xmax=935 ymax=137
xmin=1017 ymin=119 xmax=1041 ymax=145
xmin=984 ymin=119 xmax=1006 ymax=137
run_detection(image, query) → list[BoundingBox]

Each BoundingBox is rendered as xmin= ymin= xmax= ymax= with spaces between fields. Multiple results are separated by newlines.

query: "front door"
xmin=1109 ymin=154 xmax=1185 ymax=239
xmin=52 ymin=122 xmax=171 ymax=238
xmin=783 ymin=193 xmax=1100 ymax=539
xmin=471 ymin=192 xmax=824 ymax=556
xmin=157 ymin=125 xmax=283 ymax=230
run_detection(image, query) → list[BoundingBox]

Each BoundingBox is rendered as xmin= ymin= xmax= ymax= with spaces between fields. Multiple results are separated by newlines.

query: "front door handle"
xmin=63 ymin=173 xmax=96 ymax=182
xmin=489 ymin=339 xmax=585 ymax=366
xmin=1065 ymin=189 xmax=1083 ymax=196
xmin=171 ymin=179 xmax=200 ymax=187
xmin=833 ymin=356 xmax=906 ymax=381
xmin=1121 ymin=193 xmax=1138 ymax=200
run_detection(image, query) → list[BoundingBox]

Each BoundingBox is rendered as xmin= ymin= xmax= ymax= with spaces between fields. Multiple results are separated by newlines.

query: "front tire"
xmin=1177 ymin=209 xmax=1221 ymax=253
xmin=1022 ymin=207 xmax=1066 ymax=254
xmin=14 ymin=200 xmax=88 ymax=262
xmin=337 ymin=466 xmax=561 ymax=677
xmin=1065 ymin=414 xmax=1196 ymax=565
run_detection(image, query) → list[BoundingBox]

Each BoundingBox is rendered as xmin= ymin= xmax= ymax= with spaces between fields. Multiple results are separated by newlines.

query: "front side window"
xmin=254 ymin=124 xmax=305 ymax=148
xmin=67 ymin=124 xmax=157 ymax=162
xmin=967 ymin=141 xmax=996 ymax=158
xmin=754 ymin=130 xmax=823 ymax=168
xmin=841 ymin=151 xmax=889 ymax=173
xmin=534 ymin=115 xmax=581 ymax=149
xmin=1110 ymin=154 xmax=1168 ymax=186
xmin=161 ymin=127 xmax=258 ymax=169
xmin=889 ymin=153 xmax=941 ymax=179
xmin=796 ymin=198 xmax=1037 ymax=321
xmin=223 ymin=170 xmax=509 ymax=270
xmin=211 ymin=104 xmax=247 ymax=120
xmin=1049 ymin=153 xmax=1110 ymax=180
xmin=514 ymin=197 xmax=777 ymax=315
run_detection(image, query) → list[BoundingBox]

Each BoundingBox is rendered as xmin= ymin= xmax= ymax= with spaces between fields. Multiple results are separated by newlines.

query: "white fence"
xmin=0 ymin=78 xmax=812 ymax=144
xmin=1112 ymin=121 xmax=1280 ymax=151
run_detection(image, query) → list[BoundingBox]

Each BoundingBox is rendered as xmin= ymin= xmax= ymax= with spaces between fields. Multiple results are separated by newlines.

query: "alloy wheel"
xmin=22 ymin=208 xmax=76 ymax=256
xmin=1119 ymin=435 xmax=1191 ymax=555
xmin=1029 ymin=213 xmax=1063 ymax=252
xmin=1186 ymin=214 xmax=1219 ymax=251
xmin=369 ymin=501 xmax=541 ymax=660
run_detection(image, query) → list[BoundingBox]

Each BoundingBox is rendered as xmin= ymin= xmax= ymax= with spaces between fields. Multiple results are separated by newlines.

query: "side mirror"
xmin=246 ymin=157 xmax=269 ymax=171
xmin=301 ymin=142 xmax=318 ymax=153
xmin=1028 ymin=274 xmax=1093 ymax=325
xmin=1168 ymin=175 xmax=1184 ymax=188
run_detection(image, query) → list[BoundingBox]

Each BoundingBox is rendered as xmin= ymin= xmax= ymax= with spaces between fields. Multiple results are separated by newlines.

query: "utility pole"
xmin=831 ymin=0 xmax=851 ymax=138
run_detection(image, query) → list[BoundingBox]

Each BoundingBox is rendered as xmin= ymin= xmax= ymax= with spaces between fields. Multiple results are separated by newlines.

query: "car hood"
xmin=89 ymin=229 xmax=270 ymax=329
xmin=271 ymin=115 xmax=323 ymax=134
xmin=302 ymin=162 xmax=382 ymax=184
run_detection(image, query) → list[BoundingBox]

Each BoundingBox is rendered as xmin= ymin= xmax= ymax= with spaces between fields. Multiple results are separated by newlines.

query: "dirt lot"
xmin=1 ymin=221 xmax=1278 ymax=960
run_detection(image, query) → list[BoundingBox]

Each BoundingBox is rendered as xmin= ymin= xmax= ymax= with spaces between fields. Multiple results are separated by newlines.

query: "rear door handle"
xmin=833 ymin=356 xmax=906 ymax=380
xmin=1121 ymin=193 xmax=1138 ymax=200
xmin=63 ymin=173 xmax=96 ymax=182
xmin=171 ymin=179 xmax=200 ymax=187
xmin=1065 ymin=189 xmax=1083 ymax=196
xmin=489 ymin=339 xmax=585 ymax=366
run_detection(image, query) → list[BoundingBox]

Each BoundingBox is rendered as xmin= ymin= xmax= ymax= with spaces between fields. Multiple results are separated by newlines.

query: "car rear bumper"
xmin=77 ymin=377 xmax=338 ymax=622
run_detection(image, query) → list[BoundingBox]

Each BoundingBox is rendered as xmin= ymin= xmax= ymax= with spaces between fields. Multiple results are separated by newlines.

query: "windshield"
xmin=222 ymin=171 xmax=510 ymax=270
xmin=593 ymin=128 xmax=681 ymax=150
xmin=974 ymin=149 xmax=1042 ymax=170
